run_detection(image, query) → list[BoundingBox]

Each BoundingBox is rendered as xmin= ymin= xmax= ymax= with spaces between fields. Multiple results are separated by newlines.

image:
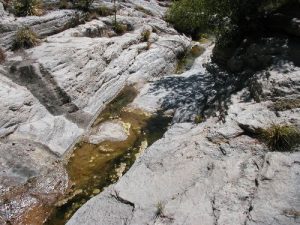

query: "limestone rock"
xmin=88 ymin=121 xmax=128 ymax=144
xmin=0 ymin=10 xmax=83 ymax=49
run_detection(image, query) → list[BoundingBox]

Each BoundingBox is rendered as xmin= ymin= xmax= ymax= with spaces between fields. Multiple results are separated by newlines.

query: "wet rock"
xmin=88 ymin=121 xmax=128 ymax=144
xmin=0 ymin=139 xmax=69 ymax=224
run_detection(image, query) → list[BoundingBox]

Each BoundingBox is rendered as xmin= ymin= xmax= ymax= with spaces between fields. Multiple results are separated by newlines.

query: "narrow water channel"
xmin=45 ymin=86 xmax=172 ymax=225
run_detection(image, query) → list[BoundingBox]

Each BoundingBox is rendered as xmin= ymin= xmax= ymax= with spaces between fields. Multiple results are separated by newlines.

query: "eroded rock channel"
xmin=45 ymin=86 xmax=172 ymax=225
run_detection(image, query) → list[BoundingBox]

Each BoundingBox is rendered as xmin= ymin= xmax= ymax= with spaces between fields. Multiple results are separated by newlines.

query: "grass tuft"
xmin=155 ymin=202 xmax=164 ymax=218
xmin=141 ymin=30 xmax=151 ymax=42
xmin=194 ymin=115 xmax=203 ymax=124
xmin=260 ymin=124 xmax=300 ymax=152
xmin=12 ymin=27 xmax=40 ymax=50
xmin=113 ymin=22 xmax=127 ymax=35
xmin=13 ymin=0 xmax=43 ymax=16
xmin=271 ymin=99 xmax=300 ymax=111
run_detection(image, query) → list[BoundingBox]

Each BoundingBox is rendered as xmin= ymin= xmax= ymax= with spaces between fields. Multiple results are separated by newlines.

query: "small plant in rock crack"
xmin=155 ymin=202 xmax=165 ymax=218
xmin=141 ymin=30 xmax=151 ymax=42
xmin=0 ymin=48 xmax=6 ymax=63
xmin=271 ymin=99 xmax=300 ymax=112
xmin=194 ymin=115 xmax=204 ymax=124
xmin=95 ymin=5 xmax=115 ymax=17
xmin=13 ymin=0 xmax=43 ymax=16
xmin=259 ymin=124 xmax=300 ymax=152
xmin=113 ymin=22 xmax=127 ymax=35
xmin=12 ymin=27 xmax=40 ymax=50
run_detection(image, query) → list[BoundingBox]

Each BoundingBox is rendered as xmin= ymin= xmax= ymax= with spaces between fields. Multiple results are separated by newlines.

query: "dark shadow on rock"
xmin=148 ymin=67 xmax=240 ymax=122
xmin=5 ymin=61 xmax=92 ymax=127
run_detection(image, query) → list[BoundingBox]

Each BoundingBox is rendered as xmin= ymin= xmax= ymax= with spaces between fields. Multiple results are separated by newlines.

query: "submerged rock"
xmin=88 ymin=121 xmax=128 ymax=144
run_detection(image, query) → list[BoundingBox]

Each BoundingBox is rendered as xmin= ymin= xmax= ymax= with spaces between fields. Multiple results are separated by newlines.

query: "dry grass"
xmin=12 ymin=27 xmax=40 ymax=50
xmin=260 ymin=124 xmax=300 ymax=151
xmin=13 ymin=0 xmax=43 ymax=16
xmin=113 ymin=22 xmax=127 ymax=35
xmin=194 ymin=115 xmax=203 ymax=124
xmin=271 ymin=99 xmax=300 ymax=111
xmin=141 ymin=30 xmax=151 ymax=42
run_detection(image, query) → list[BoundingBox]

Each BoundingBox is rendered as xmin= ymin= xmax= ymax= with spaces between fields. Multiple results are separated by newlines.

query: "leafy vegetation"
xmin=260 ymin=124 xmax=300 ymax=151
xmin=96 ymin=5 xmax=114 ymax=17
xmin=271 ymin=99 xmax=300 ymax=111
xmin=194 ymin=115 xmax=203 ymax=124
xmin=141 ymin=30 xmax=151 ymax=42
xmin=12 ymin=27 xmax=40 ymax=50
xmin=0 ymin=48 xmax=6 ymax=63
xmin=13 ymin=0 xmax=43 ymax=16
xmin=73 ymin=0 xmax=94 ymax=11
xmin=166 ymin=0 xmax=296 ymax=41
xmin=113 ymin=22 xmax=127 ymax=35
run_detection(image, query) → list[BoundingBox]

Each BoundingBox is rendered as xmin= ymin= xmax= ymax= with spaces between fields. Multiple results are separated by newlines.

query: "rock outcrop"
xmin=0 ymin=0 xmax=299 ymax=225
xmin=0 ymin=0 xmax=190 ymax=223
xmin=68 ymin=6 xmax=300 ymax=224
xmin=68 ymin=58 xmax=300 ymax=224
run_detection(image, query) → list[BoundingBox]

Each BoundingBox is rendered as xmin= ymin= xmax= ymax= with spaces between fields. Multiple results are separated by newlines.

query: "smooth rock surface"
xmin=88 ymin=121 xmax=128 ymax=144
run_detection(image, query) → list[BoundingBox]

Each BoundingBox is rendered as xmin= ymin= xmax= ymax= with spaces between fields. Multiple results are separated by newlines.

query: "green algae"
xmin=175 ymin=45 xmax=205 ymax=74
xmin=45 ymin=87 xmax=172 ymax=225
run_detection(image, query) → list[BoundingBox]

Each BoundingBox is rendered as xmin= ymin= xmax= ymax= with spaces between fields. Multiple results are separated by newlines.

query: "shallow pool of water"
xmin=45 ymin=87 xmax=172 ymax=225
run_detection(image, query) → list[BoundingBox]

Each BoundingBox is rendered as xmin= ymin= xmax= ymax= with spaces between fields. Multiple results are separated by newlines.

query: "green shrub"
xmin=12 ymin=27 xmax=40 ymax=50
xmin=260 ymin=124 xmax=300 ymax=151
xmin=166 ymin=0 xmax=296 ymax=40
xmin=141 ymin=30 xmax=151 ymax=42
xmin=73 ymin=0 xmax=94 ymax=11
xmin=13 ymin=0 xmax=43 ymax=16
xmin=0 ymin=48 xmax=6 ymax=63
xmin=194 ymin=115 xmax=203 ymax=124
xmin=271 ymin=99 xmax=300 ymax=111
xmin=113 ymin=22 xmax=127 ymax=35
xmin=96 ymin=5 xmax=114 ymax=16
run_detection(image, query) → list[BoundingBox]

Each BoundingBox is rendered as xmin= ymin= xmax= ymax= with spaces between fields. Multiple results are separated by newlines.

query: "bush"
xmin=271 ymin=99 xmax=300 ymax=111
xmin=166 ymin=0 xmax=296 ymax=40
xmin=12 ymin=27 xmax=40 ymax=50
xmin=13 ymin=0 xmax=43 ymax=16
xmin=59 ymin=0 xmax=71 ymax=9
xmin=113 ymin=22 xmax=127 ymax=35
xmin=0 ymin=48 xmax=6 ymax=63
xmin=141 ymin=30 xmax=151 ymax=42
xmin=260 ymin=124 xmax=300 ymax=151
xmin=73 ymin=0 xmax=94 ymax=11
xmin=96 ymin=5 xmax=114 ymax=16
